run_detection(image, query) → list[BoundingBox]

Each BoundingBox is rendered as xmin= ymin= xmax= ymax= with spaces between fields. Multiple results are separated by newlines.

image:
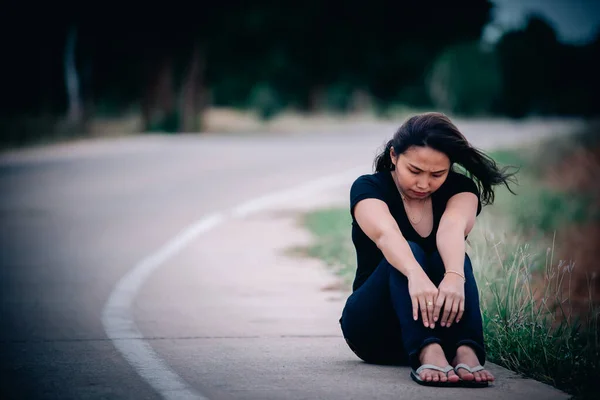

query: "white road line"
xmin=102 ymin=214 xmax=224 ymax=400
xmin=101 ymin=166 xmax=366 ymax=400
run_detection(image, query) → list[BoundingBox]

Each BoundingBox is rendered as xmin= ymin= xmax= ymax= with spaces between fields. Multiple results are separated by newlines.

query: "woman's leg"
xmin=428 ymin=251 xmax=494 ymax=382
xmin=340 ymin=241 xmax=444 ymax=369
xmin=339 ymin=256 xmax=409 ymax=365
xmin=428 ymin=251 xmax=486 ymax=365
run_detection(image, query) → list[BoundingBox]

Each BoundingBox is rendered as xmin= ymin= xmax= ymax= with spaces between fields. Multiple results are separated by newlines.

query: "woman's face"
xmin=391 ymin=145 xmax=451 ymax=200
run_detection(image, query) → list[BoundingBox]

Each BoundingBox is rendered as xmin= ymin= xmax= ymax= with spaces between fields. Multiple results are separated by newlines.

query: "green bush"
xmin=427 ymin=41 xmax=502 ymax=116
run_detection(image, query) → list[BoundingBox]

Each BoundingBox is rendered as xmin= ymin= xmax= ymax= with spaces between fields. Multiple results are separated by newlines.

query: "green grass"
xmin=295 ymin=134 xmax=600 ymax=399
xmin=469 ymin=217 xmax=600 ymax=399
xmin=300 ymin=208 xmax=355 ymax=286
xmin=489 ymin=138 xmax=598 ymax=233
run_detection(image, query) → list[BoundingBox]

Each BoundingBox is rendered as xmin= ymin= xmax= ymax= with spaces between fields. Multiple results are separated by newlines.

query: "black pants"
xmin=339 ymin=241 xmax=486 ymax=370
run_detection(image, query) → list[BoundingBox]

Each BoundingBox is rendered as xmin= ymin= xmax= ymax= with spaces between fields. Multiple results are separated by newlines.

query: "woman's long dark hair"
xmin=373 ymin=112 xmax=518 ymax=206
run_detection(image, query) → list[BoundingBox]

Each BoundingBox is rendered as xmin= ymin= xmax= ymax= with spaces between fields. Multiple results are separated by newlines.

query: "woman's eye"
xmin=433 ymin=174 xmax=443 ymax=178
xmin=409 ymin=170 xmax=419 ymax=175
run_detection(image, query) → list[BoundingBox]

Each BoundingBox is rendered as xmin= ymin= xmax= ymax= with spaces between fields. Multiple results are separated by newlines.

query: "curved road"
xmin=0 ymin=120 xmax=577 ymax=399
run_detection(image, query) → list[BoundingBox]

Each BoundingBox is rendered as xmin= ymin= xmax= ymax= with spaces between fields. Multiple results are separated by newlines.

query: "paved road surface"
xmin=1 ymin=119 xmax=579 ymax=399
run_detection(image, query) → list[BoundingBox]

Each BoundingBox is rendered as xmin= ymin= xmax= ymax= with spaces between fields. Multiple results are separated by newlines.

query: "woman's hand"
xmin=407 ymin=270 xmax=440 ymax=328
xmin=434 ymin=274 xmax=465 ymax=327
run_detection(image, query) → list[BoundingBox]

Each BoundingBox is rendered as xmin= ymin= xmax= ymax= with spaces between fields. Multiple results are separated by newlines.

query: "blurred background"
xmin=1 ymin=0 xmax=599 ymax=147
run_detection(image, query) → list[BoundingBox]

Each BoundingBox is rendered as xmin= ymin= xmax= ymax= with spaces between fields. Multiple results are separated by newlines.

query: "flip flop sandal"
xmin=454 ymin=363 xmax=490 ymax=388
xmin=410 ymin=364 xmax=460 ymax=387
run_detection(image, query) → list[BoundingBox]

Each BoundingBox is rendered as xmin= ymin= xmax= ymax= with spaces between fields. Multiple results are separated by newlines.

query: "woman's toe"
xmin=456 ymin=369 xmax=474 ymax=381
xmin=447 ymin=371 xmax=460 ymax=383
xmin=473 ymin=371 xmax=482 ymax=381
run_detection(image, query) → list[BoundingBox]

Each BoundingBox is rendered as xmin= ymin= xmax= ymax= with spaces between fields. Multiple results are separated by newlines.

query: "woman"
xmin=339 ymin=112 xmax=516 ymax=388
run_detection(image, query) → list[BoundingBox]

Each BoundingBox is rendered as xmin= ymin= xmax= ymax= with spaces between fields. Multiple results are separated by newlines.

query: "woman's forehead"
xmin=401 ymin=146 xmax=450 ymax=168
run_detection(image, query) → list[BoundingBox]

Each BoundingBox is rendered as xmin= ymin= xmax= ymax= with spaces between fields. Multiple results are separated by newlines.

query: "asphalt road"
xmin=0 ymin=119 xmax=580 ymax=399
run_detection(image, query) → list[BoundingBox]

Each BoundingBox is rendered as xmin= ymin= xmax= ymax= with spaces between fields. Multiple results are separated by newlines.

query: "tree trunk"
xmin=180 ymin=43 xmax=207 ymax=132
xmin=308 ymin=85 xmax=326 ymax=112
xmin=142 ymin=55 xmax=177 ymax=132
xmin=64 ymin=25 xmax=83 ymax=124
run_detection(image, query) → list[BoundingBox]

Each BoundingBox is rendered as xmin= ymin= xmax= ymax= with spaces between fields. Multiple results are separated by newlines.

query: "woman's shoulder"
xmin=438 ymin=169 xmax=482 ymax=214
xmin=352 ymin=171 xmax=388 ymax=185
xmin=350 ymin=171 xmax=392 ymax=208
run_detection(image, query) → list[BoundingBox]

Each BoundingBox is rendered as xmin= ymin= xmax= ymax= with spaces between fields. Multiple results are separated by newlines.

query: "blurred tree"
xmin=428 ymin=41 xmax=502 ymax=115
xmin=358 ymin=0 xmax=493 ymax=113
xmin=495 ymin=15 xmax=560 ymax=117
xmin=179 ymin=43 xmax=207 ymax=131
xmin=64 ymin=25 xmax=83 ymax=125
xmin=2 ymin=1 xmax=494 ymax=127
xmin=551 ymin=29 xmax=600 ymax=116
xmin=7 ymin=0 xmax=597 ymax=146
xmin=495 ymin=14 xmax=599 ymax=117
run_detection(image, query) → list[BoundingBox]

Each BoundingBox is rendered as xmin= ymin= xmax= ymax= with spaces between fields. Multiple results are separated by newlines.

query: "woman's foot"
xmin=417 ymin=343 xmax=460 ymax=383
xmin=452 ymin=345 xmax=495 ymax=382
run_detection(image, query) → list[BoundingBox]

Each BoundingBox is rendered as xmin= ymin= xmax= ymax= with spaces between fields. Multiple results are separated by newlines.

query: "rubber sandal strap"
xmin=454 ymin=363 xmax=485 ymax=373
xmin=415 ymin=364 xmax=453 ymax=374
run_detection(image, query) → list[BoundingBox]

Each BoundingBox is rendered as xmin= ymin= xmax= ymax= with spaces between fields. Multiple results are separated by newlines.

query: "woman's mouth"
xmin=411 ymin=190 xmax=429 ymax=197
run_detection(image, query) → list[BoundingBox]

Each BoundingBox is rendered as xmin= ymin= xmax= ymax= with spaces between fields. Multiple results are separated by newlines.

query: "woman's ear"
xmin=390 ymin=146 xmax=397 ymax=167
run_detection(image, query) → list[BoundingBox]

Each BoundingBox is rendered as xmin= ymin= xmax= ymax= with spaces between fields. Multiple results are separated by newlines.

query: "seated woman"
xmin=339 ymin=112 xmax=516 ymax=388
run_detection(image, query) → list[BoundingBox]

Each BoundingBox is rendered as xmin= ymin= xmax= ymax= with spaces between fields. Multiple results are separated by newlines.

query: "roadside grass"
xmin=295 ymin=131 xmax=600 ymax=399
xmin=300 ymin=208 xmax=355 ymax=287
xmin=469 ymin=213 xmax=599 ymax=400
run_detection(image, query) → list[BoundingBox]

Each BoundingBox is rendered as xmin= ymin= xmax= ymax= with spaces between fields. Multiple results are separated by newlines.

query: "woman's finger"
xmin=426 ymin=297 xmax=435 ymax=327
xmin=447 ymin=299 xmax=460 ymax=326
xmin=411 ymin=296 xmax=418 ymax=321
xmin=440 ymin=298 xmax=452 ymax=327
xmin=419 ymin=297 xmax=429 ymax=328
xmin=433 ymin=293 xmax=444 ymax=324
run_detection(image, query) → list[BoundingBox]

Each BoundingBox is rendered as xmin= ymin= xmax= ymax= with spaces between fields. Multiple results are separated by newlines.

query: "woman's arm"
xmin=354 ymin=198 xmax=439 ymax=328
xmin=434 ymin=192 xmax=479 ymax=327
xmin=354 ymin=199 xmax=423 ymax=278
xmin=436 ymin=192 xmax=478 ymax=275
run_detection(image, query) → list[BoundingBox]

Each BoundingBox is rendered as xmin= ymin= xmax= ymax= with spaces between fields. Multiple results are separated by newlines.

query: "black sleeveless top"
xmin=349 ymin=170 xmax=482 ymax=291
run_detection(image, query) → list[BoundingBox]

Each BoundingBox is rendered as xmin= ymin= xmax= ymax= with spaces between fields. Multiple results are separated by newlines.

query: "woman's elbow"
xmin=437 ymin=220 xmax=466 ymax=240
xmin=374 ymin=228 xmax=401 ymax=251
